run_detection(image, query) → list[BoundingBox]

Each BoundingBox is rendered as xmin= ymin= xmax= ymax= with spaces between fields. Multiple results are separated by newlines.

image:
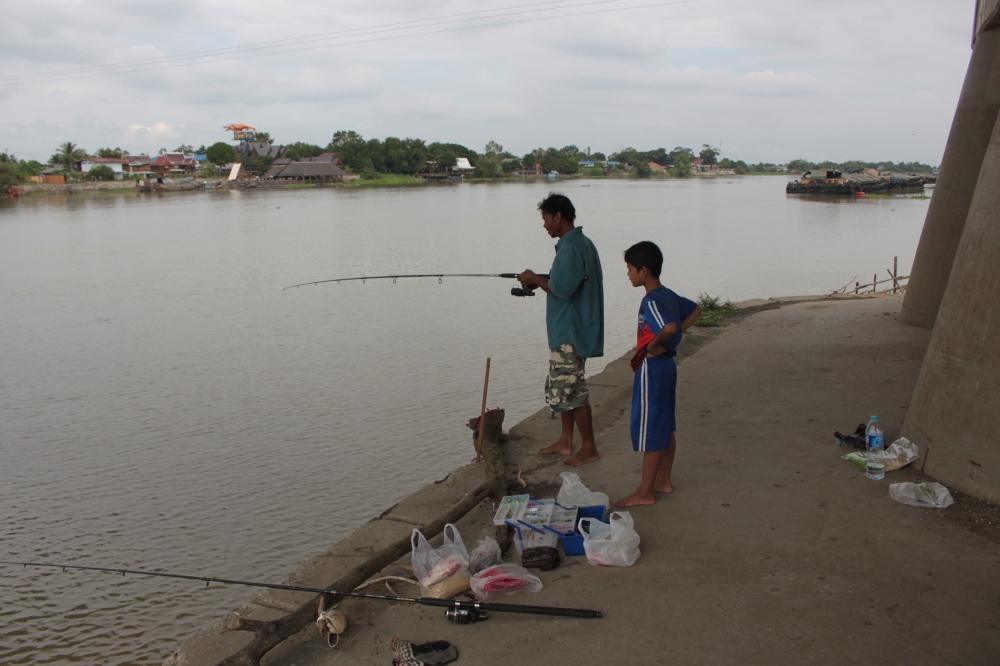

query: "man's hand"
xmin=518 ymin=269 xmax=541 ymax=288
xmin=646 ymin=340 xmax=666 ymax=358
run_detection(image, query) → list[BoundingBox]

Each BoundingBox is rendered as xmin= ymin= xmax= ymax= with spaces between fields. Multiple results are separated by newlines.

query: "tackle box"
xmin=548 ymin=504 xmax=608 ymax=556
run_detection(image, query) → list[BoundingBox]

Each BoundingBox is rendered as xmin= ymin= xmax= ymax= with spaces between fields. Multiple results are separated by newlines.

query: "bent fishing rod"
xmin=282 ymin=272 xmax=548 ymax=297
xmin=1 ymin=560 xmax=602 ymax=622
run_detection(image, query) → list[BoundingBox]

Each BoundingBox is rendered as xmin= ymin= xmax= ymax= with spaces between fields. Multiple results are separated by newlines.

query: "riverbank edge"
xmin=7 ymin=173 xmax=795 ymax=199
xmin=163 ymin=293 xmax=852 ymax=665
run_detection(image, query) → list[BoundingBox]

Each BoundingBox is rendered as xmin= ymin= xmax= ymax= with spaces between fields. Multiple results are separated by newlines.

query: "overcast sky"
xmin=0 ymin=0 xmax=975 ymax=164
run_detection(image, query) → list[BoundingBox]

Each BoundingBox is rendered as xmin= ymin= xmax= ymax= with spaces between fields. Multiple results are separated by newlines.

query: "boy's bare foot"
xmin=654 ymin=481 xmax=674 ymax=495
xmin=563 ymin=451 xmax=600 ymax=467
xmin=538 ymin=441 xmax=572 ymax=456
xmin=614 ymin=491 xmax=656 ymax=508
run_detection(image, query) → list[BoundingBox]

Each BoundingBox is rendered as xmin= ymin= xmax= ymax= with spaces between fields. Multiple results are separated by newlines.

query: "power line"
xmin=2 ymin=0 xmax=591 ymax=83
xmin=3 ymin=0 xmax=594 ymax=83
xmin=1 ymin=0 xmax=696 ymax=87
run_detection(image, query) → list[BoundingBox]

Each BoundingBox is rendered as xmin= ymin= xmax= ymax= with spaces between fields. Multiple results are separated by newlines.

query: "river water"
xmin=0 ymin=177 xmax=928 ymax=664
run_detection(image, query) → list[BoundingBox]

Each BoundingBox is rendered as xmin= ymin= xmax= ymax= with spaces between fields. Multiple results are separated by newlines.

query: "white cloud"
xmin=0 ymin=0 xmax=976 ymax=163
xmin=127 ymin=122 xmax=185 ymax=138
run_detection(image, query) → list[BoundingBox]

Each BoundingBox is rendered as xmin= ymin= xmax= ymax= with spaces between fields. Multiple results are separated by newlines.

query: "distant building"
xmin=245 ymin=143 xmax=284 ymax=159
xmin=123 ymin=154 xmax=153 ymax=177
xmin=29 ymin=174 xmax=66 ymax=185
xmin=150 ymin=153 xmax=197 ymax=177
xmin=263 ymin=153 xmax=345 ymax=181
xmin=80 ymin=157 xmax=126 ymax=179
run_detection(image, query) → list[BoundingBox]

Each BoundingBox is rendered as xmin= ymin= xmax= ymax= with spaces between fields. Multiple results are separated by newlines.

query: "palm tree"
xmin=50 ymin=142 xmax=84 ymax=175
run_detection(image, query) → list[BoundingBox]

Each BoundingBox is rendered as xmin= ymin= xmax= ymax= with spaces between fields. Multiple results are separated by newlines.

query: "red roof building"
xmin=150 ymin=153 xmax=197 ymax=176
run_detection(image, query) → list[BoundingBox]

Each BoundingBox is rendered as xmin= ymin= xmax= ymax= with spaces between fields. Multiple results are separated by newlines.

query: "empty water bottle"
xmin=866 ymin=415 xmax=885 ymax=480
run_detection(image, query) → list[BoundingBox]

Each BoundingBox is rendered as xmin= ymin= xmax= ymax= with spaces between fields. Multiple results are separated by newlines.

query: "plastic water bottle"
xmin=865 ymin=415 xmax=885 ymax=480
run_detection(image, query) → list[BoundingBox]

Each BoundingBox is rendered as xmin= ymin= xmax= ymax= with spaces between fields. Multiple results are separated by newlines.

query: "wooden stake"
xmin=474 ymin=357 xmax=491 ymax=462
xmin=893 ymin=256 xmax=899 ymax=293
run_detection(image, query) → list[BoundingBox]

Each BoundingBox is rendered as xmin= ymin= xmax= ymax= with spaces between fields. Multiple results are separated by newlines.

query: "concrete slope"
xmin=261 ymin=295 xmax=1000 ymax=666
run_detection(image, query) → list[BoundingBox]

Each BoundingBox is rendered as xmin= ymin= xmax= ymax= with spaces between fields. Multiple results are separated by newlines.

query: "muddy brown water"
xmin=0 ymin=178 xmax=929 ymax=664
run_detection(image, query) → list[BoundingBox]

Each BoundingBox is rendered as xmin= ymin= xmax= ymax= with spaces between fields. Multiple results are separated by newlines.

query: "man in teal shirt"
xmin=519 ymin=193 xmax=604 ymax=466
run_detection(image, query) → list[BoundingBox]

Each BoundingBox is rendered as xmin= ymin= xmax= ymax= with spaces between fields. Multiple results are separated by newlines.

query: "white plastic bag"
xmin=410 ymin=524 xmax=470 ymax=597
xmin=556 ymin=471 xmax=610 ymax=510
xmin=467 ymin=536 xmax=502 ymax=575
xmin=579 ymin=511 xmax=641 ymax=567
xmin=871 ymin=437 xmax=919 ymax=472
xmin=889 ymin=482 xmax=954 ymax=508
xmin=469 ymin=563 xmax=543 ymax=601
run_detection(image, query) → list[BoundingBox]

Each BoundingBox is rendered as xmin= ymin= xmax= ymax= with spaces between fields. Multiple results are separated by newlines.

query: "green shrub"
xmin=696 ymin=293 xmax=738 ymax=327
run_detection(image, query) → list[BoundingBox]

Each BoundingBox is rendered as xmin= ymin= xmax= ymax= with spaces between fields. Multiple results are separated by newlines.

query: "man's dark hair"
xmin=624 ymin=241 xmax=663 ymax=278
xmin=537 ymin=193 xmax=576 ymax=224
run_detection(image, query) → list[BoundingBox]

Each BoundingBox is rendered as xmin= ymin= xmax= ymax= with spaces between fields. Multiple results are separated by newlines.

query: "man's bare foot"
xmin=614 ymin=491 xmax=656 ymax=508
xmin=563 ymin=451 xmax=600 ymax=467
xmin=538 ymin=441 xmax=572 ymax=456
xmin=654 ymin=481 xmax=674 ymax=495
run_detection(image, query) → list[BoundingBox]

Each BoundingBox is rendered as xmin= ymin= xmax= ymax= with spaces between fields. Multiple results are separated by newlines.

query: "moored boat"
xmin=786 ymin=169 xmax=924 ymax=195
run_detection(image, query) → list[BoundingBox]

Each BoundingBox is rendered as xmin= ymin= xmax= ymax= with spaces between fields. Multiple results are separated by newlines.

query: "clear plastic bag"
xmin=889 ymin=482 xmax=954 ymax=508
xmin=555 ymin=471 xmax=610 ymax=510
xmin=468 ymin=535 xmax=503 ymax=575
xmin=469 ymin=563 xmax=543 ymax=601
xmin=579 ymin=511 xmax=641 ymax=567
xmin=872 ymin=437 xmax=920 ymax=472
xmin=410 ymin=524 xmax=470 ymax=597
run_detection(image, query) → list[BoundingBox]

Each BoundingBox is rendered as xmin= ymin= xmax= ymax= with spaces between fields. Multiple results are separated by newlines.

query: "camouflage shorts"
xmin=545 ymin=344 xmax=589 ymax=412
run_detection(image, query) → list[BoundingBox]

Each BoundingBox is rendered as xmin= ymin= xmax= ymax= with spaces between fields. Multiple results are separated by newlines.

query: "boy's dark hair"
xmin=624 ymin=241 xmax=663 ymax=278
xmin=537 ymin=193 xmax=576 ymax=224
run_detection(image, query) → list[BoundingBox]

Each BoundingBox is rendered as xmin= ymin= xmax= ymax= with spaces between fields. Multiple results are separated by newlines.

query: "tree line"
xmin=1 ymin=132 xmax=937 ymax=188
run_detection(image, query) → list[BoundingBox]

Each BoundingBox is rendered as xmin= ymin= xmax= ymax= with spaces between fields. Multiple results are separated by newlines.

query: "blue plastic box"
xmin=558 ymin=505 xmax=608 ymax=556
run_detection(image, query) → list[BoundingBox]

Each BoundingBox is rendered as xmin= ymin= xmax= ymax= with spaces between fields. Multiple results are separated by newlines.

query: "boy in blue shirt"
xmin=616 ymin=241 xmax=701 ymax=508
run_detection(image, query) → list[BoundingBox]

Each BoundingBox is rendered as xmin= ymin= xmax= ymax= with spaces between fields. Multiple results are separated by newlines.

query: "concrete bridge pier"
xmin=900 ymin=28 xmax=1000 ymax=328
xmin=902 ymin=99 xmax=1000 ymax=504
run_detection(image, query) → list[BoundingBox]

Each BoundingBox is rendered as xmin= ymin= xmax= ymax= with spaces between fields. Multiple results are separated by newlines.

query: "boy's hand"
xmin=646 ymin=340 xmax=666 ymax=357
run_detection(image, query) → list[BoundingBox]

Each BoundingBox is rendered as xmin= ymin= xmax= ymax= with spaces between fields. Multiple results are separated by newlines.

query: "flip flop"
xmin=391 ymin=637 xmax=458 ymax=665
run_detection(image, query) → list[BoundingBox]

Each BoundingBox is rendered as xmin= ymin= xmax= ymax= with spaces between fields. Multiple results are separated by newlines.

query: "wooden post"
xmin=478 ymin=406 xmax=511 ymax=552
xmin=872 ymin=273 xmax=877 ymax=294
xmin=474 ymin=357 xmax=491 ymax=463
xmin=893 ymin=256 xmax=899 ymax=293
xmin=855 ymin=281 xmax=860 ymax=294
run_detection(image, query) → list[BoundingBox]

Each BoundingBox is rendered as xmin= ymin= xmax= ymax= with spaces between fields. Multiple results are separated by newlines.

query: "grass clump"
xmin=348 ymin=174 xmax=424 ymax=188
xmin=696 ymin=293 xmax=739 ymax=327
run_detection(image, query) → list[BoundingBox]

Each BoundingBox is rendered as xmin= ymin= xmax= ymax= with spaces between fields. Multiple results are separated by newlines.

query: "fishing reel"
xmin=444 ymin=607 xmax=488 ymax=624
xmin=511 ymin=285 xmax=538 ymax=297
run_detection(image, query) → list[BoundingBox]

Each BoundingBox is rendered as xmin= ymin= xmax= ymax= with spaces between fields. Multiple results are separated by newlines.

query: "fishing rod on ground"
xmin=1 ymin=560 xmax=602 ymax=624
xmin=282 ymin=272 xmax=549 ymax=297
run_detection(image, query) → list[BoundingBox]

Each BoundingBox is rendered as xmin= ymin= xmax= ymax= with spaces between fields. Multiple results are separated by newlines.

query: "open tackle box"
xmin=494 ymin=494 xmax=607 ymax=556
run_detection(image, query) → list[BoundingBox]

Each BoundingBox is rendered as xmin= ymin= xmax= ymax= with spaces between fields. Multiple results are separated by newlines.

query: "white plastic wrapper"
xmin=889 ymin=481 xmax=954 ymax=508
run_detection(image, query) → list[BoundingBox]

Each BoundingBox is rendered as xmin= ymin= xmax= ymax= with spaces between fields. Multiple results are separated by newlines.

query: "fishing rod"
xmin=1 ymin=560 xmax=602 ymax=623
xmin=282 ymin=272 xmax=548 ymax=297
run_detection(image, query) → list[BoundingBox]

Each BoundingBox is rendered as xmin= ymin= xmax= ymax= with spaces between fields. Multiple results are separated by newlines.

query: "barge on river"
xmin=785 ymin=169 xmax=926 ymax=195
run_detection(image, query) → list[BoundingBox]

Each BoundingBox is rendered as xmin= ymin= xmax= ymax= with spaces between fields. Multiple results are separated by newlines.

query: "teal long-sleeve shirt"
xmin=546 ymin=226 xmax=604 ymax=358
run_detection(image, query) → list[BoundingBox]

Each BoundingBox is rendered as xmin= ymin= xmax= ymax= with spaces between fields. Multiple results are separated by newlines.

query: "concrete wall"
xmin=977 ymin=0 xmax=1000 ymax=36
xmin=900 ymin=13 xmax=1000 ymax=502
xmin=903 ymin=107 xmax=1000 ymax=503
xmin=900 ymin=28 xmax=1000 ymax=328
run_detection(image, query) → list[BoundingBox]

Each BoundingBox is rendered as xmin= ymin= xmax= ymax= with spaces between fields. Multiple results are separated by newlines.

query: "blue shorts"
xmin=630 ymin=355 xmax=677 ymax=452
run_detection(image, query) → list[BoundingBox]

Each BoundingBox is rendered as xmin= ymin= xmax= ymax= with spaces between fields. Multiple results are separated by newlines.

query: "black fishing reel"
xmin=444 ymin=607 xmax=488 ymax=624
xmin=511 ymin=286 xmax=538 ymax=297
